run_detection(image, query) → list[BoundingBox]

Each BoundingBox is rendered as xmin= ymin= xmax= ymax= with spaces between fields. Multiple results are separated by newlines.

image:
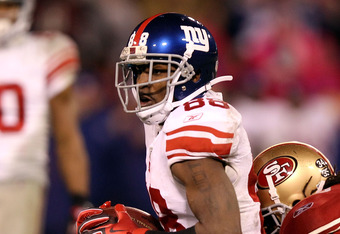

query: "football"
xmin=102 ymin=205 xmax=163 ymax=231
xmin=126 ymin=206 xmax=163 ymax=231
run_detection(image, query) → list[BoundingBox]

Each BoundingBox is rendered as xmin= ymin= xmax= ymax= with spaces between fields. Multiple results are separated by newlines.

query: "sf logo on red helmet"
xmin=257 ymin=156 xmax=297 ymax=189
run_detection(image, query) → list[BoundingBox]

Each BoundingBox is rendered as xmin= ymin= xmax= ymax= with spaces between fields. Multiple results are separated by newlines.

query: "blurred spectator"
xmin=228 ymin=0 xmax=340 ymax=168
xmin=233 ymin=93 xmax=340 ymax=164
xmin=233 ymin=1 xmax=340 ymax=97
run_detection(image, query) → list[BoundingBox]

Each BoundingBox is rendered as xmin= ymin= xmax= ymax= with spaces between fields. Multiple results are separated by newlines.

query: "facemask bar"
xmin=131 ymin=59 xmax=179 ymax=113
xmin=262 ymin=203 xmax=291 ymax=234
xmin=261 ymin=175 xmax=291 ymax=234
xmin=115 ymin=42 xmax=233 ymax=125
xmin=115 ymin=53 xmax=193 ymax=114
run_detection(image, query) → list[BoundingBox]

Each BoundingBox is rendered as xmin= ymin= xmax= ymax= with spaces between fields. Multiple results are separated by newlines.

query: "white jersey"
xmin=0 ymin=31 xmax=79 ymax=185
xmin=144 ymin=91 xmax=263 ymax=233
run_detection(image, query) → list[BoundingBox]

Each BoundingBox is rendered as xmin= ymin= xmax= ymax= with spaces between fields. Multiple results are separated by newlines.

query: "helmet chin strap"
xmin=137 ymin=102 xmax=172 ymax=125
xmin=137 ymin=75 xmax=233 ymax=125
xmin=170 ymin=75 xmax=233 ymax=109
xmin=316 ymin=180 xmax=326 ymax=193
xmin=166 ymin=41 xmax=195 ymax=106
xmin=266 ymin=175 xmax=284 ymax=213
xmin=167 ymin=40 xmax=233 ymax=110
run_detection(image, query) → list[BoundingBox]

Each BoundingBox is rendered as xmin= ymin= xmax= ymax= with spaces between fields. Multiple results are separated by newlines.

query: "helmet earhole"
xmin=292 ymin=200 xmax=300 ymax=206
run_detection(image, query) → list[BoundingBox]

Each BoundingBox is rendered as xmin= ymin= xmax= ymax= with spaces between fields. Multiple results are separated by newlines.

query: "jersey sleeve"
xmin=163 ymin=97 xmax=242 ymax=167
xmin=38 ymin=31 xmax=80 ymax=98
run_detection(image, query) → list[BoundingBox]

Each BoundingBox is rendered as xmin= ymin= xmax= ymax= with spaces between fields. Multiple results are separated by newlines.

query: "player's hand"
xmin=76 ymin=201 xmax=149 ymax=234
xmin=66 ymin=196 xmax=93 ymax=234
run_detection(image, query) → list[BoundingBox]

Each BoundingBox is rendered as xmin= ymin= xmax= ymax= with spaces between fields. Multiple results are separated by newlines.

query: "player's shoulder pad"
xmin=164 ymin=97 xmax=242 ymax=133
xmin=31 ymin=30 xmax=78 ymax=53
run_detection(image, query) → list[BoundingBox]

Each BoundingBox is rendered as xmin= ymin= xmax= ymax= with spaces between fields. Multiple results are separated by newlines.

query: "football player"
xmin=253 ymin=141 xmax=335 ymax=234
xmin=76 ymin=12 xmax=264 ymax=234
xmin=280 ymin=173 xmax=340 ymax=234
xmin=0 ymin=0 xmax=90 ymax=233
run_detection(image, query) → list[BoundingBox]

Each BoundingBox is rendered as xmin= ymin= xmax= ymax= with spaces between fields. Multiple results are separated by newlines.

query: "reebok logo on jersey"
xmin=257 ymin=156 xmax=297 ymax=189
xmin=184 ymin=113 xmax=203 ymax=123
xmin=293 ymin=202 xmax=314 ymax=218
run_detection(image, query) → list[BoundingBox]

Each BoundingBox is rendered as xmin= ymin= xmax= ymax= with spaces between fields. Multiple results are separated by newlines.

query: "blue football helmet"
xmin=0 ymin=0 xmax=35 ymax=44
xmin=115 ymin=13 xmax=232 ymax=124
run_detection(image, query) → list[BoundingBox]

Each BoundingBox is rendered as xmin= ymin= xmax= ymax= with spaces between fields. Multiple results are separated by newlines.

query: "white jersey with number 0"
xmin=0 ymin=31 xmax=79 ymax=185
xmin=144 ymin=90 xmax=263 ymax=233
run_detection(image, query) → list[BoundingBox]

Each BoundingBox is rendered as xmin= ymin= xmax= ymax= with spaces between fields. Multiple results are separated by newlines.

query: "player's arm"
xmin=50 ymin=85 xmax=90 ymax=203
xmin=76 ymin=157 xmax=241 ymax=234
xmin=170 ymin=157 xmax=242 ymax=234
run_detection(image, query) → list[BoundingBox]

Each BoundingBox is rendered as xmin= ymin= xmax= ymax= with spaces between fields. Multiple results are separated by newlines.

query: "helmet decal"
xmin=115 ymin=13 xmax=233 ymax=125
xmin=315 ymin=158 xmax=333 ymax=178
xmin=180 ymin=26 xmax=209 ymax=52
xmin=257 ymin=156 xmax=297 ymax=189
xmin=127 ymin=19 xmax=210 ymax=53
xmin=130 ymin=13 xmax=162 ymax=47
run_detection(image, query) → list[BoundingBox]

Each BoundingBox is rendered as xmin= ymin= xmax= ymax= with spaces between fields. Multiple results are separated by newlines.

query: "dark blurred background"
xmin=31 ymin=0 xmax=340 ymax=233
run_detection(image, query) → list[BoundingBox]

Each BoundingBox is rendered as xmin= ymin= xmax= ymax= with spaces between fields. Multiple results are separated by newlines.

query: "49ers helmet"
xmin=115 ymin=13 xmax=232 ymax=125
xmin=253 ymin=141 xmax=335 ymax=234
xmin=0 ymin=0 xmax=35 ymax=44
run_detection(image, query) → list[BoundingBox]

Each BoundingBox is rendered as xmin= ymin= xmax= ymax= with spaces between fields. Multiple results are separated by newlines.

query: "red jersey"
xmin=280 ymin=184 xmax=340 ymax=234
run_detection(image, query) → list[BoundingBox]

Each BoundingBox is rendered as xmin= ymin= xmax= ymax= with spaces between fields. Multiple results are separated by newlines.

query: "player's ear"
xmin=192 ymin=73 xmax=201 ymax=83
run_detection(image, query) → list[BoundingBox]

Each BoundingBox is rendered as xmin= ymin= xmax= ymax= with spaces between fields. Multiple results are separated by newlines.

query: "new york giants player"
xmin=77 ymin=13 xmax=263 ymax=234
xmin=0 ymin=1 xmax=90 ymax=233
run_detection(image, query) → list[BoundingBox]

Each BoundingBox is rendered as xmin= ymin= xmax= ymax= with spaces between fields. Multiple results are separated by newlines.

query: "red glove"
xmin=76 ymin=201 xmax=149 ymax=234
xmin=66 ymin=196 xmax=93 ymax=234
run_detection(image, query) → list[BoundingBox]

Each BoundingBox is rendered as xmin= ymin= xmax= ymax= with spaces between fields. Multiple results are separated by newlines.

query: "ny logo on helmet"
xmin=180 ymin=26 xmax=209 ymax=52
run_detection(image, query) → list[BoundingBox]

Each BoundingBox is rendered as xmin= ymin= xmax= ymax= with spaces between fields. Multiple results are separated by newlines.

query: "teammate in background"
xmin=76 ymin=13 xmax=263 ymax=234
xmin=280 ymin=173 xmax=340 ymax=234
xmin=0 ymin=0 xmax=90 ymax=233
xmin=253 ymin=141 xmax=335 ymax=234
